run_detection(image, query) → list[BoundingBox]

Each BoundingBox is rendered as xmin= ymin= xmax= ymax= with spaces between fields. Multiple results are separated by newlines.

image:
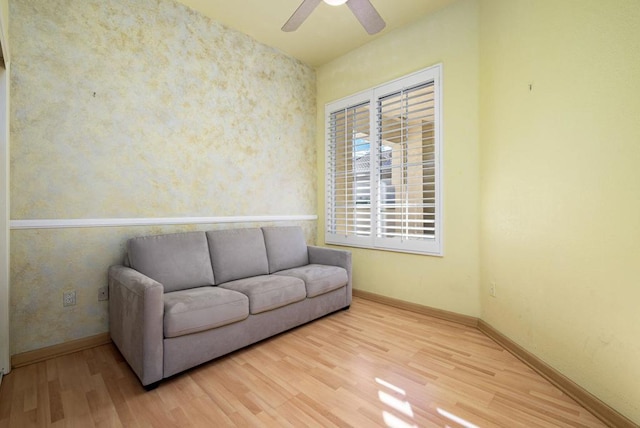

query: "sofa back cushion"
xmin=262 ymin=226 xmax=309 ymax=273
xmin=206 ymin=228 xmax=269 ymax=284
xmin=127 ymin=232 xmax=215 ymax=293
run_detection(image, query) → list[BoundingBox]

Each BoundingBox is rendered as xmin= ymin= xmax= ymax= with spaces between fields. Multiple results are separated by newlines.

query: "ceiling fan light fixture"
xmin=283 ymin=0 xmax=385 ymax=35
xmin=323 ymin=0 xmax=348 ymax=6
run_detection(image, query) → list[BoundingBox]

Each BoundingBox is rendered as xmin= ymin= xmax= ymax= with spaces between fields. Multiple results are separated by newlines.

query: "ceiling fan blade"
xmin=282 ymin=0 xmax=322 ymax=32
xmin=346 ymin=0 xmax=386 ymax=35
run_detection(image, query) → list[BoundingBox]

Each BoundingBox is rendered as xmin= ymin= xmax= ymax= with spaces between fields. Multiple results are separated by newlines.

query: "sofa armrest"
xmin=108 ymin=265 xmax=164 ymax=386
xmin=308 ymin=246 xmax=352 ymax=306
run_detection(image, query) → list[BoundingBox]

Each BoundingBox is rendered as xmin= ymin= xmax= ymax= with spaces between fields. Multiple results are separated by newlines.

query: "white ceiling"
xmin=175 ymin=0 xmax=459 ymax=67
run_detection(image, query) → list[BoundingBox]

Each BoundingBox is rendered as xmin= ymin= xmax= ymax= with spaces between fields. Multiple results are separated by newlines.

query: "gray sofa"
xmin=108 ymin=226 xmax=352 ymax=388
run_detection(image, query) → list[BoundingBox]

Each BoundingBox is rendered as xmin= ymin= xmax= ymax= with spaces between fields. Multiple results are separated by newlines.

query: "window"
xmin=325 ymin=64 xmax=442 ymax=255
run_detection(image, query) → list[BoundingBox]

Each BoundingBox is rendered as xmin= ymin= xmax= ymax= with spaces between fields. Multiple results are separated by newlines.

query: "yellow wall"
xmin=9 ymin=0 xmax=316 ymax=354
xmin=479 ymin=0 xmax=640 ymax=422
xmin=316 ymin=0 xmax=480 ymax=317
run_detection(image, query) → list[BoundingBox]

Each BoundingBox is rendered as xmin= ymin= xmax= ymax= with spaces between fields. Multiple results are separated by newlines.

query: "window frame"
xmin=324 ymin=64 xmax=443 ymax=256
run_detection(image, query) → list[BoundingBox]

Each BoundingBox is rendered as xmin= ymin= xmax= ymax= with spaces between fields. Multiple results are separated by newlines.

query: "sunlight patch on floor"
xmin=378 ymin=391 xmax=414 ymax=418
xmin=437 ymin=407 xmax=480 ymax=428
xmin=376 ymin=377 xmax=418 ymax=428
xmin=382 ymin=411 xmax=419 ymax=428
xmin=375 ymin=377 xmax=406 ymax=395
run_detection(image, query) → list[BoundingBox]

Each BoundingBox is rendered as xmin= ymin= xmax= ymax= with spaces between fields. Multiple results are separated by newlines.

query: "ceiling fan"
xmin=282 ymin=0 xmax=386 ymax=35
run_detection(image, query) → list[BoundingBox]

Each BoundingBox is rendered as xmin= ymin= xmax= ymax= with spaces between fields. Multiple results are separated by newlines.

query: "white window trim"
xmin=325 ymin=64 xmax=443 ymax=256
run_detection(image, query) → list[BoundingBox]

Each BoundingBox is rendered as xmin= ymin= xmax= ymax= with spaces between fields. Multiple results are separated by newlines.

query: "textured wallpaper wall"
xmin=10 ymin=0 xmax=316 ymax=354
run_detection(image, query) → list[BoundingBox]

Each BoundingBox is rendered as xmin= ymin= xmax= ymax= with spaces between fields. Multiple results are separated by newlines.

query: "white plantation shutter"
xmin=326 ymin=99 xmax=372 ymax=247
xmin=326 ymin=65 xmax=442 ymax=255
xmin=375 ymin=81 xmax=439 ymax=253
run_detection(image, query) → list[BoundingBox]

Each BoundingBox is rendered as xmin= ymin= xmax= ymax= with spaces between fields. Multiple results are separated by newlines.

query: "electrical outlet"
xmin=63 ymin=290 xmax=76 ymax=307
xmin=98 ymin=286 xmax=109 ymax=301
xmin=489 ymin=282 xmax=497 ymax=298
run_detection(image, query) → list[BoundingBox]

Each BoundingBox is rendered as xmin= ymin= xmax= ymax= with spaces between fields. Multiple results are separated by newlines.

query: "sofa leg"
xmin=143 ymin=381 xmax=161 ymax=391
xmin=343 ymin=305 xmax=351 ymax=311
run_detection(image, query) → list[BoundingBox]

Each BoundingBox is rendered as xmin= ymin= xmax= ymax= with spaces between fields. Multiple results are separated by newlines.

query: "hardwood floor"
xmin=0 ymin=297 xmax=607 ymax=427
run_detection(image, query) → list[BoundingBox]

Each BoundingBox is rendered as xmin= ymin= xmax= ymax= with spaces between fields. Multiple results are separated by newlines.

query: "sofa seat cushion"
xmin=219 ymin=275 xmax=306 ymax=314
xmin=163 ymin=287 xmax=249 ymax=338
xmin=275 ymin=264 xmax=348 ymax=298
